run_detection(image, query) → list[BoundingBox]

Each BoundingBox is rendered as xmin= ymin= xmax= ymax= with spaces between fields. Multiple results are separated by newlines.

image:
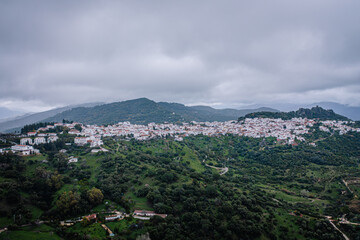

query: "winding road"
xmin=202 ymin=160 xmax=228 ymax=175
xmin=326 ymin=218 xmax=350 ymax=240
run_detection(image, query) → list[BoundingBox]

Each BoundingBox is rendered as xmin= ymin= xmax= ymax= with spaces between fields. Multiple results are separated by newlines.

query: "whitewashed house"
xmin=68 ymin=156 xmax=78 ymax=163
xmin=34 ymin=137 xmax=46 ymax=145
xmin=47 ymin=136 xmax=59 ymax=143
xmin=74 ymin=137 xmax=88 ymax=145
xmin=20 ymin=138 xmax=33 ymax=145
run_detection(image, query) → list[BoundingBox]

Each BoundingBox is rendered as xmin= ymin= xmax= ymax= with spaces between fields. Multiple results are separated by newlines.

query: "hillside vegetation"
xmin=239 ymin=106 xmax=350 ymax=121
xmin=45 ymin=98 xmax=278 ymax=125
xmin=1 ymin=130 xmax=360 ymax=239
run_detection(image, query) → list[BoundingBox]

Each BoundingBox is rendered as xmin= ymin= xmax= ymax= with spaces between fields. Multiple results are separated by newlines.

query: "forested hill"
xmin=44 ymin=98 xmax=278 ymax=125
xmin=238 ymin=106 xmax=350 ymax=121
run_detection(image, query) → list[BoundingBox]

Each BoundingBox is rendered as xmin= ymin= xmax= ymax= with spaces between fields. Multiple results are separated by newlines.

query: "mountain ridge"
xmin=307 ymin=102 xmax=360 ymax=120
xmin=238 ymin=106 xmax=350 ymax=121
xmin=0 ymin=107 xmax=25 ymax=121
xmin=0 ymin=102 xmax=103 ymax=133
xmin=44 ymin=98 xmax=279 ymax=125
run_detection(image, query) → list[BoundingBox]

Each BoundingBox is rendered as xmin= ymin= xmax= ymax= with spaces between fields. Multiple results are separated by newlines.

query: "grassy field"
xmin=106 ymin=218 xmax=136 ymax=232
xmin=0 ymin=217 xmax=12 ymax=228
xmin=124 ymin=192 xmax=153 ymax=211
xmin=272 ymin=208 xmax=307 ymax=240
xmin=82 ymin=154 xmax=101 ymax=182
xmin=92 ymin=199 xmax=125 ymax=213
xmin=26 ymin=205 xmax=44 ymax=220
xmin=106 ymin=218 xmax=148 ymax=239
xmin=0 ymin=224 xmax=61 ymax=240
xmin=181 ymin=145 xmax=205 ymax=172
xmin=66 ymin=222 xmax=106 ymax=238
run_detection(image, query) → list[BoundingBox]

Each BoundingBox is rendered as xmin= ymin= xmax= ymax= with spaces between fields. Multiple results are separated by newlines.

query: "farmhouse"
xmin=133 ymin=210 xmax=167 ymax=219
xmin=105 ymin=214 xmax=122 ymax=221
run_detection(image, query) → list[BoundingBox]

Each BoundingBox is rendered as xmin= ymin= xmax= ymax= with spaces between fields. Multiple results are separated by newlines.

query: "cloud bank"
xmin=1 ymin=0 xmax=360 ymax=111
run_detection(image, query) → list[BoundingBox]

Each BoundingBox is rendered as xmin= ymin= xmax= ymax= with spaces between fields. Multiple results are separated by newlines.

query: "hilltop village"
xmin=2 ymin=117 xmax=359 ymax=156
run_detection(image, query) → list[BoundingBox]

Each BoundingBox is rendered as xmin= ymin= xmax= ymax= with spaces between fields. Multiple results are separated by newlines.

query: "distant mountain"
xmin=0 ymin=107 xmax=24 ymax=121
xmin=239 ymin=106 xmax=350 ymax=121
xmin=240 ymin=102 xmax=360 ymax=120
xmin=44 ymin=98 xmax=279 ymax=125
xmin=0 ymin=102 xmax=102 ymax=133
xmin=159 ymin=102 xmax=278 ymax=122
xmin=307 ymin=102 xmax=360 ymax=121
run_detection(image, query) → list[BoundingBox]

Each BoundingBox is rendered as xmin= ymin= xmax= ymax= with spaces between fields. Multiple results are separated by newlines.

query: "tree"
xmin=87 ymin=187 xmax=104 ymax=206
xmin=56 ymin=191 xmax=80 ymax=216
xmin=47 ymin=172 xmax=64 ymax=190
xmin=52 ymin=153 xmax=68 ymax=173
xmin=74 ymin=124 xmax=82 ymax=132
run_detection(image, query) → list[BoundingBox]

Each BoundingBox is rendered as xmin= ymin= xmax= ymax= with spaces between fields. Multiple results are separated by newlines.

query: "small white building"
xmin=20 ymin=138 xmax=33 ymax=145
xmin=34 ymin=137 xmax=46 ymax=145
xmin=10 ymin=145 xmax=39 ymax=155
xmin=69 ymin=129 xmax=81 ymax=135
xmin=105 ymin=214 xmax=122 ymax=221
xmin=91 ymin=148 xmax=109 ymax=153
xmin=90 ymin=139 xmax=103 ymax=148
xmin=11 ymin=145 xmax=33 ymax=151
xmin=47 ymin=136 xmax=59 ymax=143
xmin=74 ymin=137 xmax=88 ymax=145
xmin=68 ymin=156 xmax=78 ymax=163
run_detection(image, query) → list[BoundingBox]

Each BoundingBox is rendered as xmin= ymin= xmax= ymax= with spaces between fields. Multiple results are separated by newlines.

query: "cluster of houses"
xmin=59 ymin=210 xmax=167 ymax=237
xmin=320 ymin=120 xmax=358 ymax=135
xmin=1 ymin=128 xmax=60 ymax=155
xmin=74 ymin=136 xmax=103 ymax=148
xmin=60 ymin=210 xmax=166 ymax=227
xmin=45 ymin=118 xmax=359 ymax=145
xmin=4 ymin=118 xmax=360 ymax=157
xmin=4 ymin=144 xmax=40 ymax=155
xmin=20 ymin=134 xmax=59 ymax=145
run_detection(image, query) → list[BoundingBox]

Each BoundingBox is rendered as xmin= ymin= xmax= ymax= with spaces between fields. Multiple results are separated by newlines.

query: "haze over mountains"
xmin=306 ymin=102 xmax=360 ymax=121
xmin=0 ymin=102 xmax=102 ymax=133
xmin=0 ymin=98 xmax=277 ymax=133
xmin=44 ymin=98 xmax=278 ymax=125
xmin=1 ymin=98 xmax=359 ymax=133
xmin=0 ymin=107 xmax=24 ymax=121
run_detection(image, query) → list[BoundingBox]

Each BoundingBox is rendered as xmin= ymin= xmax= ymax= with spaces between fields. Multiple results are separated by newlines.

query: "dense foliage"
xmin=21 ymin=122 xmax=55 ymax=134
xmin=1 ymin=132 xmax=360 ymax=239
xmin=44 ymin=98 xmax=276 ymax=125
xmin=239 ymin=106 xmax=350 ymax=121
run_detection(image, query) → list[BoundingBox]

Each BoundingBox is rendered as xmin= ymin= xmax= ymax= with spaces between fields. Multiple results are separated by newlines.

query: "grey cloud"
xmin=1 ymin=0 xmax=360 ymax=112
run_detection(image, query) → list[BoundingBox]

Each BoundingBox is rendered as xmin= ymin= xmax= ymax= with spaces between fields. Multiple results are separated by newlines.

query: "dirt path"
xmin=340 ymin=215 xmax=360 ymax=226
xmin=327 ymin=219 xmax=350 ymax=240
xmin=116 ymin=142 xmax=121 ymax=152
xmin=202 ymin=160 xmax=228 ymax=175
xmin=342 ymin=179 xmax=358 ymax=198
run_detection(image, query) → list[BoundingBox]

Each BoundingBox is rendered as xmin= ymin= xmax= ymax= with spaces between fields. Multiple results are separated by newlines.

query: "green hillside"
xmin=44 ymin=98 xmax=278 ymax=125
xmin=1 ymin=131 xmax=360 ymax=239
xmin=239 ymin=106 xmax=350 ymax=121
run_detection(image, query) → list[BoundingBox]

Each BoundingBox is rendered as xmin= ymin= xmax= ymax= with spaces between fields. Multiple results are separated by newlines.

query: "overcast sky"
xmin=1 ymin=0 xmax=360 ymax=112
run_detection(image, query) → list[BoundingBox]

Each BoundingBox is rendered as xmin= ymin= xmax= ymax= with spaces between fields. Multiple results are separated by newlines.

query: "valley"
xmin=0 ymin=107 xmax=360 ymax=239
xmin=0 ymin=126 xmax=360 ymax=239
